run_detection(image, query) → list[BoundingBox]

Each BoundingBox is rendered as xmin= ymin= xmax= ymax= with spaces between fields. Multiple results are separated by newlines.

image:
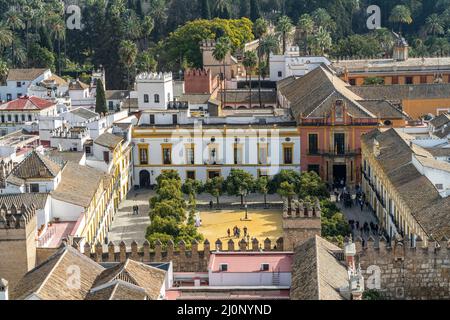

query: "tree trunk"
xmin=58 ymin=39 xmax=61 ymax=76
xmin=240 ymin=194 xmax=244 ymax=205
xmin=258 ymin=55 xmax=262 ymax=107
xmin=283 ymin=32 xmax=286 ymax=54
xmin=216 ymin=195 xmax=220 ymax=205
xmin=223 ymin=60 xmax=227 ymax=108
xmin=264 ymin=193 xmax=267 ymax=207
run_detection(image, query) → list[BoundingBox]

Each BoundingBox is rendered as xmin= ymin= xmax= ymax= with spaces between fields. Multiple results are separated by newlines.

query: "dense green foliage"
xmin=3 ymin=1 xmax=449 ymax=88
xmin=320 ymin=199 xmax=351 ymax=247
xmin=146 ymin=170 xmax=203 ymax=246
xmin=95 ymin=79 xmax=107 ymax=114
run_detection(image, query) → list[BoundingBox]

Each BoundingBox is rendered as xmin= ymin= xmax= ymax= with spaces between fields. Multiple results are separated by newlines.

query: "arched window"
xmin=154 ymin=94 xmax=160 ymax=103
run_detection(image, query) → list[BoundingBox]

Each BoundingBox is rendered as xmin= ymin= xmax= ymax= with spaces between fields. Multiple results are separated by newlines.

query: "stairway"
xmin=272 ymin=271 xmax=280 ymax=286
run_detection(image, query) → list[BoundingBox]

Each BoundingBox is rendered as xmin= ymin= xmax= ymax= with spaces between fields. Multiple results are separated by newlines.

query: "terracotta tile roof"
xmin=92 ymin=259 xmax=166 ymax=300
xmin=94 ymin=132 xmax=123 ymax=149
xmin=11 ymin=246 xmax=105 ymax=300
xmin=430 ymin=113 xmax=450 ymax=129
xmin=42 ymin=74 xmax=68 ymax=86
xmin=279 ymin=66 xmax=378 ymax=119
xmin=0 ymin=96 xmax=56 ymax=111
xmin=362 ymin=128 xmax=450 ymax=240
xmin=7 ymin=151 xmax=63 ymax=183
xmin=7 ymin=68 xmax=48 ymax=81
xmin=69 ymin=107 xmax=98 ymax=120
xmin=69 ymin=80 xmax=90 ymax=90
xmin=290 ymin=236 xmax=348 ymax=300
xmin=86 ymin=280 xmax=147 ymax=300
xmin=349 ymin=83 xmax=450 ymax=101
xmin=0 ymin=193 xmax=49 ymax=210
xmin=51 ymin=162 xmax=106 ymax=208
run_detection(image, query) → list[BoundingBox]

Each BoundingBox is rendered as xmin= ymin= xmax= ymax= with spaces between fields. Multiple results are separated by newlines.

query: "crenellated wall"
xmin=354 ymin=236 xmax=450 ymax=300
xmin=77 ymin=237 xmax=285 ymax=272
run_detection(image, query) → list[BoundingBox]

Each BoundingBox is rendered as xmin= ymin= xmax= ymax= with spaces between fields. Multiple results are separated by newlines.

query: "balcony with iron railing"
xmin=299 ymin=118 xmax=379 ymax=126
xmin=308 ymin=148 xmax=361 ymax=157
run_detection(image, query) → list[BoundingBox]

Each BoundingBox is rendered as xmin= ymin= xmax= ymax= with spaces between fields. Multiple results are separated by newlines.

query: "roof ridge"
xmin=35 ymin=248 xmax=68 ymax=296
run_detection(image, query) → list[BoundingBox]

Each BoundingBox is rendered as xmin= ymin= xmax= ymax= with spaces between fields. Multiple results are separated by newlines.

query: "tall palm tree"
xmin=389 ymin=5 xmax=413 ymax=34
xmin=424 ymin=14 xmax=444 ymax=36
xmin=21 ymin=5 xmax=35 ymax=67
xmin=49 ymin=15 xmax=66 ymax=75
xmin=311 ymin=8 xmax=336 ymax=33
xmin=5 ymin=8 xmax=25 ymax=68
xmin=212 ymin=37 xmax=231 ymax=109
xmin=242 ymin=51 xmax=257 ymax=109
xmin=214 ymin=0 xmax=231 ymax=19
xmin=253 ymin=17 xmax=268 ymax=39
xmin=374 ymin=28 xmax=394 ymax=57
xmin=311 ymin=27 xmax=332 ymax=56
xmin=297 ymin=14 xmax=314 ymax=55
xmin=0 ymin=59 xmax=9 ymax=84
xmin=0 ymin=23 xmax=13 ymax=55
xmin=119 ymin=40 xmax=138 ymax=91
xmin=276 ymin=15 xmax=293 ymax=54
xmin=258 ymin=34 xmax=278 ymax=107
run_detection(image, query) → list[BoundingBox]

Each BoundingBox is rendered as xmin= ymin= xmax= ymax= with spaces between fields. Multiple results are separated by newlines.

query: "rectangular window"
xmin=7 ymin=115 xmax=11 ymax=122
xmin=405 ymin=76 xmax=413 ymax=84
xmin=258 ymin=144 xmax=268 ymax=165
xmin=17 ymin=93 xmax=22 ymax=99
xmin=172 ymin=114 xmax=177 ymax=125
xmin=186 ymin=170 xmax=196 ymax=180
xmin=186 ymin=146 xmax=195 ymax=164
xmin=233 ymin=144 xmax=243 ymax=165
xmin=349 ymin=79 xmax=356 ymax=85
xmin=308 ymin=134 xmax=318 ymax=155
xmin=14 ymin=115 xmax=18 ymax=123
xmin=420 ymin=76 xmax=427 ymax=84
xmin=154 ymin=94 xmax=160 ymax=103
xmin=6 ymin=94 xmax=12 ymax=101
xmin=17 ymin=82 xmax=22 ymax=88
xmin=219 ymin=264 xmax=228 ymax=272
xmin=21 ymin=114 xmax=25 ymax=122
xmin=278 ymin=71 xmax=282 ymax=78
xmin=108 ymin=101 xmax=114 ymax=110
xmin=392 ymin=76 xmax=399 ymax=85
xmin=103 ymin=151 xmax=110 ymax=163
xmin=150 ymin=114 xmax=155 ymax=124
xmin=261 ymin=263 xmax=270 ymax=271
xmin=139 ymin=147 xmax=148 ymax=165
xmin=144 ymin=94 xmax=149 ymax=103
xmin=85 ymin=146 xmax=92 ymax=155
xmin=208 ymin=170 xmax=220 ymax=179
xmin=28 ymin=115 xmax=32 ymax=121
xmin=334 ymin=133 xmax=345 ymax=155
xmin=1 ymin=115 xmax=4 ymax=123
xmin=162 ymin=146 xmax=172 ymax=165
xmin=30 ymin=184 xmax=39 ymax=193
xmin=283 ymin=145 xmax=293 ymax=164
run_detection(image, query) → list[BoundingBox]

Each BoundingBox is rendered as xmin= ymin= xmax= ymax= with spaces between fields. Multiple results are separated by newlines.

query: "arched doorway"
xmin=139 ymin=170 xmax=150 ymax=188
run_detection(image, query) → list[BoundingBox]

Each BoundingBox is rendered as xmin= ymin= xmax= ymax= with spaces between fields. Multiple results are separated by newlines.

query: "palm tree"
xmin=214 ymin=0 xmax=231 ymax=19
xmin=119 ymin=40 xmax=138 ymax=91
xmin=0 ymin=59 xmax=8 ymax=84
xmin=374 ymin=28 xmax=394 ymax=57
xmin=21 ymin=5 xmax=35 ymax=67
xmin=253 ymin=18 xmax=268 ymax=39
xmin=424 ymin=14 xmax=444 ymax=36
xmin=312 ymin=8 xmax=336 ymax=33
xmin=310 ymin=27 xmax=332 ymax=56
xmin=242 ymin=51 xmax=257 ymax=109
xmin=5 ymin=8 xmax=25 ymax=68
xmin=276 ymin=15 xmax=293 ymax=54
xmin=212 ymin=37 xmax=231 ymax=109
xmin=49 ymin=15 xmax=66 ymax=75
xmin=297 ymin=14 xmax=314 ymax=55
xmin=389 ymin=5 xmax=413 ymax=34
xmin=258 ymin=34 xmax=278 ymax=107
xmin=0 ymin=23 xmax=13 ymax=55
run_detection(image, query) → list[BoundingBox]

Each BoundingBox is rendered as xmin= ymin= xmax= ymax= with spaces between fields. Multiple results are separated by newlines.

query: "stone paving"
xmin=332 ymin=194 xmax=380 ymax=241
xmin=107 ymin=189 xmax=152 ymax=247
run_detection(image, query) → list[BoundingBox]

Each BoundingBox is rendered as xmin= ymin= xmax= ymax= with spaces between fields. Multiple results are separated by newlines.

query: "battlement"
xmin=200 ymin=39 xmax=216 ymax=49
xmin=136 ymin=72 xmax=173 ymax=82
xmin=282 ymin=198 xmax=321 ymax=218
xmin=353 ymin=235 xmax=450 ymax=259
xmin=184 ymin=68 xmax=218 ymax=94
xmin=76 ymin=237 xmax=284 ymax=272
xmin=0 ymin=203 xmax=36 ymax=229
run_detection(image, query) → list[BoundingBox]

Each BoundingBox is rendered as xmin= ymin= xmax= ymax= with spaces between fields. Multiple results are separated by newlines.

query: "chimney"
xmin=0 ymin=278 xmax=8 ymax=300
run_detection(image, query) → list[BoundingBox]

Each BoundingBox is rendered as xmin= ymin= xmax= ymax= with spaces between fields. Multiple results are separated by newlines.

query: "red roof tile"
xmin=0 ymin=96 xmax=55 ymax=111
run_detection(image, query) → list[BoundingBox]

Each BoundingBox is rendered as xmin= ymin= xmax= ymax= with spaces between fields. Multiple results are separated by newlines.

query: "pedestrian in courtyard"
xmin=135 ymin=205 xmax=139 ymax=215
xmin=359 ymin=199 xmax=364 ymax=211
xmin=243 ymin=226 xmax=248 ymax=237
xmin=227 ymin=228 xmax=231 ymax=238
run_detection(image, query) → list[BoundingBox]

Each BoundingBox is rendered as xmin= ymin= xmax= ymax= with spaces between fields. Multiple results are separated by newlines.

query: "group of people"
xmin=227 ymin=225 xmax=248 ymax=239
xmin=132 ymin=205 xmax=139 ymax=215
xmin=349 ymin=220 xmax=380 ymax=236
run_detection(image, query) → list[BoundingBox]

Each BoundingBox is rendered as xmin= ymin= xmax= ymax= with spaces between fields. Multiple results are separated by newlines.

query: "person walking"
xmin=243 ymin=226 xmax=248 ymax=237
xmin=227 ymin=228 xmax=231 ymax=238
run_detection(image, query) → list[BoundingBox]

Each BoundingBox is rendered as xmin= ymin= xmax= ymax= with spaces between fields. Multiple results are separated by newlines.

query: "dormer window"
xmin=261 ymin=263 xmax=270 ymax=271
xmin=219 ymin=264 xmax=228 ymax=272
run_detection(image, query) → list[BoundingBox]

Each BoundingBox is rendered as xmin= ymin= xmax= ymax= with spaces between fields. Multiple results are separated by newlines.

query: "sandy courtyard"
xmin=197 ymin=209 xmax=283 ymax=245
